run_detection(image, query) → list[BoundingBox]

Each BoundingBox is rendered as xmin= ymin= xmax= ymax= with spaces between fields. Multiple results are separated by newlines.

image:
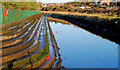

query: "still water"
xmin=49 ymin=20 xmax=119 ymax=68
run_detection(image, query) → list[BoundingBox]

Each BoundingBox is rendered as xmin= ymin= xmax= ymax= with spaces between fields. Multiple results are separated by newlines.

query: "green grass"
xmin=13 ymin=45 xmax=43 ymax=67
xmin=41 ymin=11 xmax=120 ymax=20
xmin=2 ymin=43 xmax=39 ymax=70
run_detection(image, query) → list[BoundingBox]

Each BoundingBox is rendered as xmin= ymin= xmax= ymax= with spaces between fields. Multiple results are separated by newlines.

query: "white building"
xmin=79 ymin=7 xmax=86 ymax=9
xmin=43 ymin=4 xmax=47 ymax=7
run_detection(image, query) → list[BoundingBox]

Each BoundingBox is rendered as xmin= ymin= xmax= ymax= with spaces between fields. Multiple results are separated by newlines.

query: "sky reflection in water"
xmin=49 ymin=21 xmax=118 ymax=68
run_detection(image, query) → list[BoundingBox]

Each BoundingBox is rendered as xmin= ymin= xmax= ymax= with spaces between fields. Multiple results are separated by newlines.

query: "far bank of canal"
xmin=48 ymin=17 xmax=119 ymax=68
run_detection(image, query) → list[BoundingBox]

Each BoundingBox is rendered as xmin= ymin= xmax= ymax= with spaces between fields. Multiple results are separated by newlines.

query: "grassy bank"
xmin=41 ymin=11 xmax=120 ymax=20
xmin=41 ymin=11 xmax=120 ymax=27
xmin=43 ymin=11 xmax=120 ymax=45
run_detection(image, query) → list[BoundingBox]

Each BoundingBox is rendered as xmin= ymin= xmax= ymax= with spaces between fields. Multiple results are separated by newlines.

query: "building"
xmin=85 ymin=6 xmax=92 ymax=9
xmin=79 ymin=6 xmax=86 ymax=9
xmin=42 ymin=4 xmax=47 ymax=7
xmin=75 ymin=0 xmax=94 ymax=2
xmin=74 ymin=0 xmax=118 ymax=6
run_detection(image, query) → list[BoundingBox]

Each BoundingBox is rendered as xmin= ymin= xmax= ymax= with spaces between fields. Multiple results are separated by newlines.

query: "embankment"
xmin=41 ymin=11 xmax=120 ymax=45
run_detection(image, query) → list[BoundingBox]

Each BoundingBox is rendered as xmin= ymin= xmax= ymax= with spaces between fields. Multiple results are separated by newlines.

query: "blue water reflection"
xmin=49 ymin=21 xmax=118 ymax=68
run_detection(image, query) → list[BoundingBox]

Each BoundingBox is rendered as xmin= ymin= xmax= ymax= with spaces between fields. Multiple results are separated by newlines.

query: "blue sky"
xmin=37 ymin=0 xmax=74 ymax=3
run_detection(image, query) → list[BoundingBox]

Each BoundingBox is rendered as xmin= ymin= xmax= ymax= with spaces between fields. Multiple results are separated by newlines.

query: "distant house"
xmin=75 ymin=0 xmax=94 ymax=2
xmin=73 ymin=7 xmax=78 ymax=9
xmin=43 ymin=4 xmax=47 ymax=7
xmin=95 ymin=0 xmax=118 ymax=6
xmin=79 ymin=6 xmax=85 ymax=9
xmin=85 ymin=6 xmax=92 ymax=9
xmin=68 ymin=5 xmax=74 ymax=8
xmin=75 ymin=0 xmax=117 ymax=6
xmin=100 ymin=1 xmax=111 ymax=6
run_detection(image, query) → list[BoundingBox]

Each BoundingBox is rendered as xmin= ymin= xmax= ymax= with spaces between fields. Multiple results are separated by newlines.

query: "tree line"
xmin=2 ymin=2 xmax=39 ymax=10
xmin=41 ymin=2 xmax=120 ymax=16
